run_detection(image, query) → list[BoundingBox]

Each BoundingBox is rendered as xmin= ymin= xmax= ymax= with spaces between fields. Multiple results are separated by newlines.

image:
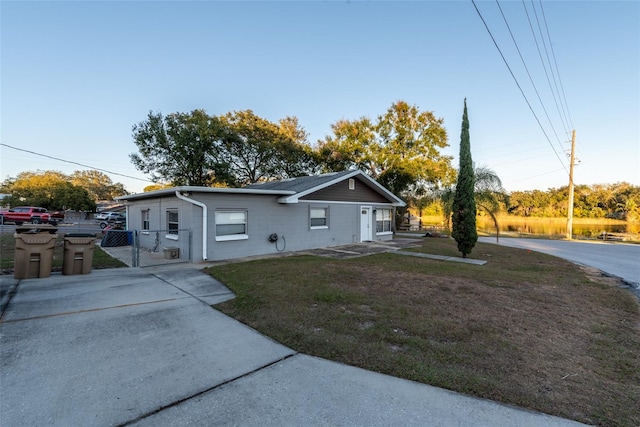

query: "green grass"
xmin=206 ymin=238 xmax=640 ymax=427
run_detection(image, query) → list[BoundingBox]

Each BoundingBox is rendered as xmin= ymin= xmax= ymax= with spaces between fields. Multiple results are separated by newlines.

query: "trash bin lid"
xmin=64 ymin=233 xmax=96 ymax=238
xmin=15 ymin=224 xmax=58 ymax=234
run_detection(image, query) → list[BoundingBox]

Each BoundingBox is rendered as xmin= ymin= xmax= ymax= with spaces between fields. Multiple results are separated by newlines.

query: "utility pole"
xmin=566 ymin=130 xmax=576 ymax=240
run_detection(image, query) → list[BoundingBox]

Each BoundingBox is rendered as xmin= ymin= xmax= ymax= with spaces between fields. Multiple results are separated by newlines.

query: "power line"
xmin=488 ymin=152 xmax=553 ymax=168
xmin=504 ymin=167 xmax=567 ymax=185
xmin=475 ymin=145 xmax=545 ymax=159
xmin=470 ymin=0 xmax=569 ymax=176
xmin=538 ymin=0 xmax=574 ymax=129
xmin=522 ymin=0 xmax=570 ymax=137
xmin=531 ymin=0 xmax=569 ymax=134
xmin=473 ymin=136 xmax=548 ymax=152
xmin=495 ymin=0 xmax=566 ymax=154
xmin=0 ymin=143 xmax=153 ymax=183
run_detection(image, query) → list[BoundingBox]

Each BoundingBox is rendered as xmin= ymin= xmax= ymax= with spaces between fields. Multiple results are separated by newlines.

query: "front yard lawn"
xmin=207 ymin=237 xmax=640 ymax=427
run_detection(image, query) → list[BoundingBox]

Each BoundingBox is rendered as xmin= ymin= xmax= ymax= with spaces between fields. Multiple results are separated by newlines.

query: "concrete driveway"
xmin=1 ymin=266 xmax=586 ymax=426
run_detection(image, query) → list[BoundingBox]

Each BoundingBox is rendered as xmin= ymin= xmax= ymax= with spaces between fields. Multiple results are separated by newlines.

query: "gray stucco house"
xmin=117 ymin=170 xmax=405 ymax=262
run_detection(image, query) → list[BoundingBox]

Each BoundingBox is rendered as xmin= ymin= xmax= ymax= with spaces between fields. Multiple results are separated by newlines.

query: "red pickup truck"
xmin=0 ymin=206 xmax=57 ymax=226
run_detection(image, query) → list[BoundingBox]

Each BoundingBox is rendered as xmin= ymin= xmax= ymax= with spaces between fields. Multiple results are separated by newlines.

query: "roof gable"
xmin=300 ymin=175 xmax=391 ymax=204
xmin=244 ymin=171 xmax=354 ymax=193
xmin=269 ymin=170 xmax=405 ymax=206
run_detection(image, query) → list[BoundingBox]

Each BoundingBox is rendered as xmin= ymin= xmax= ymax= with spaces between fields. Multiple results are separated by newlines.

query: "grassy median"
xmin=207 ymin=237 xmax=640 ymax=427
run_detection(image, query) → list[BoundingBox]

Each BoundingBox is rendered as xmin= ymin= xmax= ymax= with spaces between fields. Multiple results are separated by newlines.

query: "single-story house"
xmin=117 ymin=170 xmax=405 ymax=262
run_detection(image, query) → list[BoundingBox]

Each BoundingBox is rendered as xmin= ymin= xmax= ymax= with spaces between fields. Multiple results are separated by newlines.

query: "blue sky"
xmin=1 ymin=1 xmax=638 ymax=195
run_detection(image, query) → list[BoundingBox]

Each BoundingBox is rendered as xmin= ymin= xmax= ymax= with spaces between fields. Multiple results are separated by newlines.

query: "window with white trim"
xmin=376 ymin=209 xmax=392 ymax=233
xmin=215 ymin=210 xmax=248 ymax=241
xmin=142 ymin=210 xmax=150 ymax=231
xmin=166 ymin=209 xmax=179 ymax=237
xmin=310 ymin=207 xmax=328 ymax=229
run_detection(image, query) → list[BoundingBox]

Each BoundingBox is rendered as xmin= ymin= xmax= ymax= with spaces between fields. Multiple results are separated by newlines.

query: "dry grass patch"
xmin=208 ymin=238 xmax=639 ymax=427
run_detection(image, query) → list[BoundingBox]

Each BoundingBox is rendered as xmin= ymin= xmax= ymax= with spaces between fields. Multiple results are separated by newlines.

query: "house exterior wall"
xmin=300 ymin=176 xmax=389 ymax=203
xmin=125 ymin=196 xmax=198 ymax=261
xmin=125 ymin=193 xmax=395 ymax=262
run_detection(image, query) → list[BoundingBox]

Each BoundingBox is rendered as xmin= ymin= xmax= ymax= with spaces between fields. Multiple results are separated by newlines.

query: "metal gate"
xmin=99 ymin=229 xmax=192 ymax=267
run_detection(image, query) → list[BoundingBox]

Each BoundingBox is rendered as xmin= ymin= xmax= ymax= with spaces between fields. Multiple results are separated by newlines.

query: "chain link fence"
xmin=99 ymin=229 xmax=192 ymax=267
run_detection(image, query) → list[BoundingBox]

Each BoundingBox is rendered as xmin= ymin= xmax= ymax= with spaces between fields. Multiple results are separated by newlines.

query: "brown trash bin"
xmin=62 ymin=233 xmax=97 ymax=275
xmin=14 ymin=224 xmax=58 ymax=279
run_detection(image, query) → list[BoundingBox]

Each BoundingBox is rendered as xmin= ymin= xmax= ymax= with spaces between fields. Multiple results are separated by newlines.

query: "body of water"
xmin=477 ymin=218 xmax=629 ymax=238
xmin=416 ymin=216 xmax=637 ymax=240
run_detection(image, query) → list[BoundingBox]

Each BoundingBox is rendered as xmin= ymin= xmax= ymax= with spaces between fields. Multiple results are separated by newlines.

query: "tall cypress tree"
xmin=451 ymin=99 xmax=477 ymax=257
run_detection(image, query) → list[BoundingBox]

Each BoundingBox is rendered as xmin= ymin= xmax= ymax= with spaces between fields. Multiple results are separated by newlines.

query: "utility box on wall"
xmin=163 ymin=247 xmax=179 ymax=259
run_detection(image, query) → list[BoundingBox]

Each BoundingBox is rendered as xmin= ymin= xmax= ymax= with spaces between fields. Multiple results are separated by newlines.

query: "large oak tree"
xmin=70 ymin=170 xmax=128 ymax=201
xmin=317 ymin=100 xmax=456 ymax=197
xmin=0 ymin=170 xmax=96 ymax=211
xmin=130 ymin=110 xmax=230 ymax=187
xmin=218 ymin=110 xmax=318 ymax=185
xmin=130 ymin=109 xmax=318 ymax=187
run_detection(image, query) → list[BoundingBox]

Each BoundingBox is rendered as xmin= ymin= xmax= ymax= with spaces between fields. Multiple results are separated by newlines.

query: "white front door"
xmin=360 ymin=206 xmax=373 ymax=242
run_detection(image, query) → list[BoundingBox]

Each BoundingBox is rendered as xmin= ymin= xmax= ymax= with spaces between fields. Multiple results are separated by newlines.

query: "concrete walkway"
xmin=394 ymin=250 xmax=487 ymax=265
xmin=1 ymin=266 xmax=586 ymax=426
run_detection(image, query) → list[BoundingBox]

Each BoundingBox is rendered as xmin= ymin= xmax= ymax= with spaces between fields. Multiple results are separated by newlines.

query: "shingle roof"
xmin=118 ymin=169 xmax=405 ymax=206
xmin=244 ymin=171 xmax=355 ymax=193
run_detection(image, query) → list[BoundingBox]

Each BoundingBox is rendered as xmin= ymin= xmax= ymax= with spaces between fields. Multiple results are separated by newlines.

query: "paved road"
xmin=479 ymin=237 xmax=640 ymax=291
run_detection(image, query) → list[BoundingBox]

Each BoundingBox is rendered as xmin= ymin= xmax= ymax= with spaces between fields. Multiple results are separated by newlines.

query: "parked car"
xmin=50 ymin=211 xmax=65 ymax=220
xmin=95 ymin=211 xmax=125 ymax=221
xmin=99 ymin=213 xmax=126 ymax=229
xmin=0 ymin=206 xmax=55 ymax=226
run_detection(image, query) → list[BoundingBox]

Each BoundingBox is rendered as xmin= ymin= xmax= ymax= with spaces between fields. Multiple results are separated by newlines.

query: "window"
xmin=142 ymin=210 xmax=149 ymax=231
xmin=167 ymin=210 xmax=179 ymax=236
xmin=215 ymin=210 xmax=248 ymax=241
xmin=348 ymin=178 xmax=355 ymax=190
xmin=376 ymin=209 xmax=392 ymax=233
xmin=310 ymin=207 xmax=328 ymax=229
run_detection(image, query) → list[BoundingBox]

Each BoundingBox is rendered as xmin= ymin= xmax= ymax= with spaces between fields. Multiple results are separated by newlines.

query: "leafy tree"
xmin=473 ymin=166 xmax=508 ymax=242
xmin=439 ymin=166 xmax=507 ymax=236
xmin=2 ymin=171 xmax=68 ymax=207
xmin=317 ymin=100 xmax=456 ymax=196
xmin=50 ymin=181 xmax=97 ymax=212
xmin=70 ymin=170 xmax=128 ymax=200
xmin=219 ymin=111 xmax=318 ymax=185
xmin=130 ymin=109 xmax=317 ymax=187
xmin=130 ymin=110 xmax=232 ymax=187
xmin=1 ymin=170 xmax=96 ymax=211
xmin=614 ymin=183 xmax=640 ymax=221
xmin=318 ymin=117 xmax=378 ymax=174
xmin=143 ymin=183 xmax=174 ymax=192
xmin=510 ymin=189 xmax=550 ymax=217
xmin=451 ymin=99 xmax=477 ymax=257
xmin=508 ymin=183 xmax=640 ymax=220
xmin=275 ymin=116 xmax=320 ymax=178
